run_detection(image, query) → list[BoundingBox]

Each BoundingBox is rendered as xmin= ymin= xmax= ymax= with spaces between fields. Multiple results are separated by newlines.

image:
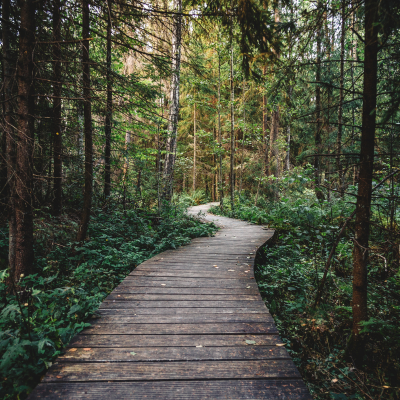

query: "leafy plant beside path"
xmin=0 ymin=206 xmax=217 ymax=399
xmin=210 ymin=188 xmax=400 ymax=400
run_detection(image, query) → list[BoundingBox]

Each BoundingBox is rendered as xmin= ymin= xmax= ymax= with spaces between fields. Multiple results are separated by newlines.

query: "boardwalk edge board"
xmin=28 ymin=203 xmax=311 ymax=399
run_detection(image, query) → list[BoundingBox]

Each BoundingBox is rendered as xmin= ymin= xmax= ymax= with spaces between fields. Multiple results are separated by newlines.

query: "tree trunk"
xmin=104 ymin=0 xmax=112 ymax=199
xmin=314 ymin=1 xmax=323 ymax=200
xmin=193 ymin=101 xmax=196 ymax=191
xmin=217 ymin=50 xmax=223 ymax=206
xmin=239 ymin=81 xmax=246 ymax=194
xmin=52 ymin=0 xmax=62 ymax=216
xmin=337 ymin=0 xmax=346 ymax=196
xmin=230 ymin=24 xmax=235 ymax=210
xmin=2 ymin=0 xmax=17 ymax=279
xmin=263 ymin=66 xmax=269 ymax=176
xmin=162 ymin=0 xmax=182 ymax=201
xmin=14 ymin=0 xmax=36 ymax=280
xmin=77 ymin=0 xmax=93 ymax=242
xmin=270 ymin=108 xmax=280 ymax=178
xmin=349 ymin=0 xmax=378 ymax=365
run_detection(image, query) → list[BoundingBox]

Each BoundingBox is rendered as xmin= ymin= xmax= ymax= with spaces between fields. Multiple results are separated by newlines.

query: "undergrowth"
xmin=0 ymin=204 xmax=217 ymax=399
xmin=210 ymin=176 xmax=400 ymax=400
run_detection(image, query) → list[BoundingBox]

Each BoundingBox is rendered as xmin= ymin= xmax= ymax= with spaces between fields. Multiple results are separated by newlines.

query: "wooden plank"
xmin=116 ymin=279 xmax=257 ymax=288
xmin=105 ymin=294 xmax=261 ymax=301
xmin=68 ymin=334 xmax=282 ymax=348
xmin=128 ymin=271 xmax=255 ymax=278
xmin=28 ymin=380 xmax=312 ymax=400
xmin=43 ymin=360 xmax=300 ymax=382
xmin=82 ymin=322 xmax=278 ymax=335
xmin=59 ymin=346 xmax=290 ymax=362
xmin=112 ymin=287 xmax=259 ymax=295
xmin=97 ymin=307 xmax=266 ymax=315
xmin=99 ymin=300 xmax=266 ymax=308
xmin=88 ymin=313 xmax=269 ymax=324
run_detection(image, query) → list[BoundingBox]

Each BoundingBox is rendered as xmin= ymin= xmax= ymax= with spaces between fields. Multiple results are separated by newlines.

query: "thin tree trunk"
xmin=349 ymin=0 xmax=378 ymax=365
xmin=52 ymin=0 xmax=62 ymax=216
xmin=14 ymin=0 xmax=36 ymax=280
xmin=104 ymin=0 xmax=112 ymax=198
xmin=314 ymin=1 xmax=323 ymax=200
xmin=230 ymin=22 xmax=235 ymax=210
xmin=270 ymin=5 xmax=280 ymax=181
xmin=193 ymin=101 xmax=196 ymax=191
xmin=77 ymin=0 xmax=93 ymax=242
xmin=239 ymin=80 xmax=246 ymax=194
xmin=2 ymin=0 xmax=17 ymax=279
xmin=263 ymin=66 xmax=269 ymax=176
xmin=286 ymin=86 xmax=292 ymax=171
xmin=217 ymin=50 xmax=223 ymax=207
xmin=122 ymin=123 xmax=131 ymax=211
xmin=270 ymin=108 xmax=280 ymax=178
xmin=162 ymin=0 xmax=182 ymax=201
xmin=337 ymin=0 xmax=345 ymax=196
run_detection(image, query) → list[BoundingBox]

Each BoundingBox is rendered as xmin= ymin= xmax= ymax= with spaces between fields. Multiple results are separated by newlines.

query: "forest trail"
xmin=29 ymin=203 xmax=311 ymax=399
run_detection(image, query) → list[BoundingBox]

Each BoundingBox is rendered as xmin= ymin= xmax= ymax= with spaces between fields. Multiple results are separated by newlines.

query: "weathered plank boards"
xmin=28 ymin=203 xmax=311 ymax=399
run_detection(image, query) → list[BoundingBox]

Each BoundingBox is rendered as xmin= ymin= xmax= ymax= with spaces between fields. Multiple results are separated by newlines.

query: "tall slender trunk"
xmin=337 ymin=0 xmax=346 ymax=196
xmin=217 ymin=51 xmax=223 ymax=206
xmin=2 ymin=0 xmax=17 ymax=277
xmin=53 ymin=0 xmax=62 ymax=216
xmin=230 ymin=23 xmax=235 ymax=210
xmin=349 ymin=0 xmax=378 ymax=365
xmin=14 ymin=0 xmax=36 ymax=280
xmin=162 ymin=0 xmax=182 ymax=201
xmin=239 ymin=80 xmax=246 ymax=194
xmin=104 ymin=0 xmax=112 ymax=198
xmin=77 ymin=0 xmax=93 ymax=242
xmin=123 ymin=120 xmax=131 ymax=211
xmin=314 ymin=1 xmax=323 ymax=200
xmin=192 ymin=101 xmax=196 ymax=191
xmin=263 ymin=66 xmax=269 ymax=175
xmin=270 ymin=107 xmax=280 ymax=178
xmin=270 ymin=5 xmax=280 ymax=180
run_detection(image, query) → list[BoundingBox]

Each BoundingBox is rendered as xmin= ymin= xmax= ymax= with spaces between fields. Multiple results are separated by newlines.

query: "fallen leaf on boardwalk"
xmin=161 ymin=284 xmax=166 ymax=286
xmin=331 ymin=378 xmax=338 ymax=383
xmin=244 ymin=271 xmax=249 ymax=273
xmin=196 ymin=345 xmax=203 ymax=347
xmin=228 ymin=269 xmax=235 ymax=271
xmin=56 ymin=376 xmax=62 ymax=379
xmin=69 ymin=348 xmax=77 ymax=352
xmin=246 ymin=286 xmax=251 ymax=288
xmin=83 ymin=348 xmax=91 ymax=351
xmin=130 ymin=352 xmax=136 ymax=356
xmin=245 ymin=340 xmax=256 ymax=345
xmin=213 ymin=265 xmax=218 ymax=267
xmin=276 ymin=344 xmax=285 ymax=347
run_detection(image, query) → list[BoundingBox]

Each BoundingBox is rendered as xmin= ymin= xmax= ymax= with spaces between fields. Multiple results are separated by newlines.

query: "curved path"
xmin=29 ymin=203 xmax=311 ymax=399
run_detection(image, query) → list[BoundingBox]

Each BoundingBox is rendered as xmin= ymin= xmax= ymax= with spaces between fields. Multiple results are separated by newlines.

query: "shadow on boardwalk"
xmin=29 ymin=203 xmax=311 ymax=399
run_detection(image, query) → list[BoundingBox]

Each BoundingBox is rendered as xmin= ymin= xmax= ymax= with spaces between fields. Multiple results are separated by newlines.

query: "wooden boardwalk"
xmin=29 ymin=203 xmax=311 ymax=399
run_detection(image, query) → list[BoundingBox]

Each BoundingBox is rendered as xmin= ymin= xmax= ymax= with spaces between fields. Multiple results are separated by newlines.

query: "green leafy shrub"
xmin=0 ymin=205 xmax=217 ymax=399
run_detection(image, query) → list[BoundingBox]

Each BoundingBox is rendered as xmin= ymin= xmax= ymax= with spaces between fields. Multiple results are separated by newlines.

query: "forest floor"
xmin=0 ymin=204 xmax=217 ymax=399
xmin=209 ymin=190 xmax=400 ymax=400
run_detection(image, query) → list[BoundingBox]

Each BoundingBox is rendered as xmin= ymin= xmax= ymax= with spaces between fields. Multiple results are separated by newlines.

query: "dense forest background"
xmin=1 ymin=0 xmax=400 ymax=398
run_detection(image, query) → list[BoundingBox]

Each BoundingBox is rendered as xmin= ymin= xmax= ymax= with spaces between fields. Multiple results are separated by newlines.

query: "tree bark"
xmin=230 ymin=23 xmax=235 ymax=210
xmin=14 ymin=0 xmax=36 ymax=280
xmin=337 ymin=0 xmax=346 ymax=196
xmin=193 ymin=101 xmax=196 ymax=191
xmin=314 ymin=1 xmax=323 ymax=200
xmin=2 ymin=0 xmax=17 ymax=279
xmin=349 ymin=0 xmax=378 ymax=365
xmin=104 ymin=0 xmax=112 ymax=199
xmin=270 ymin=107 xmax=280 ymax=178
xmin=52 ymin=0 xmax=63 ymax=216
xmin=162 ymin=0 xmax=182 ymax=201
xmin=263 ymin=66 xmax=269 ymax=176
xmin=77 ymin=0 xmax=93 ymax=242
xmin=217 ymin=50 xmax=223 ymax=207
